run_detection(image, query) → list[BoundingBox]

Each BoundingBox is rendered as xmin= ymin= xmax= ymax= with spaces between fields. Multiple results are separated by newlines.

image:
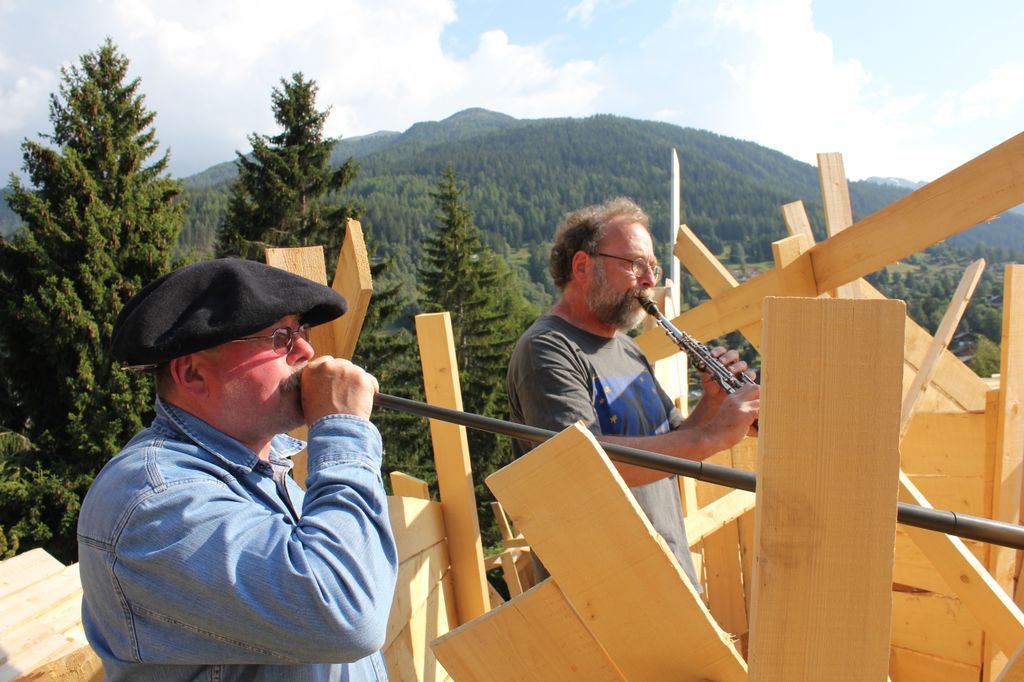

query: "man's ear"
xmin=166 ymin=353 xmax=210 ymax=399
xmin=570 ymin=250 xmax=591 ymax=283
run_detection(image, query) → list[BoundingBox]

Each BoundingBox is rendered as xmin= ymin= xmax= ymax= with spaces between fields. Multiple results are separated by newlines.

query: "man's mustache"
xmin=281 ymin=369 xmax=303 ymax=393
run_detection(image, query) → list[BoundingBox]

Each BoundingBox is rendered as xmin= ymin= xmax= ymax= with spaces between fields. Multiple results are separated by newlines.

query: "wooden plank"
xmin=891 ymin=591 xmax=983 ymax=666
xmin=12 ymin=644 xmax=102 ymax=682
xmin=781 ymin=192 xmax=985 ymax=413
xmin=264 ymin=245 xmax=337 ymax=360
xmin=0 ymin=565 xmax=82 ymax=637
xmin=487 ymin=424 xmax=747 ymax=681
xmin=780 ymin=200 xmax=815 ymax=243
xmin=747 ymin=298 xmax=905 ymax=681
xmin=430 ymin=579 xmax=626 ymax=682
xmin=991 ymin=264 xmax=1024 ymax=681
xmin=674 ymin=224 xmax=738 ymax=294
xmin=893 ymin=527 xmax=971 ymax=594
xmin=685 ymin=489 xmax=756 ymax=547
xmin=385 ymin=570 xmax=455 ymax=682
xmin=651 ymin=131 xmax=1024 ymax=351
xmin=672 ymin=223 xmax=762 ymax=347
xmin=415 ymin=312 xmax=489 ymax=625
xmin=889 ymin=646 xmax=980 ymax=682
xmin=694 ymin=450 xmax=747 ymax=638
xmin=327 ymin=219 xmax=373 ymax=360
xmin=998 ymin=265 xmax=1024 ymax=595
xmin=386 ymin=540 xmax=450 ymax=651
xmin=499 ymin=552 xmax=523 ymax=597
xmin=0 ymin=550 xmax=64 ymax=601
xmin=0 ymin=633 xmax=88 ymax=682
xmin=817 ymin=151 xmax=861 ymax=298
xmin=899 ymin=258 xmax=985 ymax=437
xmin=490 ymin=502 xmax=517 ymax=544
xmin=812 ymin=131 xmax=1024 ymax=292
xmin=388 ymin=496 xmax=447 ymax=564
xmin=904 ymin=474 xmax=985 ymax=515
xmin=730 ymin=438 xmax=759 ymax=625
xmin=818 ymin=152 xmax=854 ymax=236
xmin=999 ymin=639 xmax=1024 ymax=682
xmin=881 ymin=284 xmax=989 ymax=412
xmin=898 ymin=472 xmax=1024 ymax=658
xmin=901 ymin=412 xmax=988 ymax=479
xmin=0 ymin=593 xmax=84 ymax=666
xmin=391 ymin=471 xmax=431 ymax=500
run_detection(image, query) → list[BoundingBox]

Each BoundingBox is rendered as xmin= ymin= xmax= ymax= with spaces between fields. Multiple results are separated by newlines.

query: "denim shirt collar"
xmin=153 ymin=397 xmax=306 ymax=474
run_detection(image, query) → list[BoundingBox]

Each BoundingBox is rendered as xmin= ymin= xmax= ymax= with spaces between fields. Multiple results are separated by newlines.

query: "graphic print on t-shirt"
xmin=592 ymin=370 xmax=671 ymax=437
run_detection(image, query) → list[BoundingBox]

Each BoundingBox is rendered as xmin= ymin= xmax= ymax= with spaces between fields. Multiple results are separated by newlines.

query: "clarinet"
xmin=637 ymin=295 xmax=758 ymax=395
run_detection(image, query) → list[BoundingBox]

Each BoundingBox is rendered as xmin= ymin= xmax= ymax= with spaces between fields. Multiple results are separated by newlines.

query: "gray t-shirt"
xmin=507 ymin=314 xmax=701 ymax=589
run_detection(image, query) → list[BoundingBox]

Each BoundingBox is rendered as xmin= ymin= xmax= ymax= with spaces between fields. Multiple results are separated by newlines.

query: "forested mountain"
xmin=5 ymin=108 xmax=1023 ymax=339
xmin=7 ymin=108 xmax=1024 ymax=266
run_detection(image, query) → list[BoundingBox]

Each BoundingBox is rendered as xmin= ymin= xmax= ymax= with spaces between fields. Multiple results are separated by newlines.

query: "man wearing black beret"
xmin=77 ymin=258 xmax=398 ymax=681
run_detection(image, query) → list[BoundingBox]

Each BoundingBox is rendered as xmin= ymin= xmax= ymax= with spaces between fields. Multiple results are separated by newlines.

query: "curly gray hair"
xmin=549 ymin=197 xmax=650 ymax=289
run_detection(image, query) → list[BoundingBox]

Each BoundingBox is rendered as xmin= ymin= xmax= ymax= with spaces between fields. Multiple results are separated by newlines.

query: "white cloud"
xmin=627 ymin=0 xmax=942 ymax=180
xmin=44 ymin=0 xmax=602 ymax=173
xmin=568 ymin=0 xmax=598 ymax=27
xmin=0 ymin=50 xmax=52 ymax=135
xmin=452 ymin=30 xmax=601 ymax=118
xmin=932 ymin=62 xmax=1024 ymax=127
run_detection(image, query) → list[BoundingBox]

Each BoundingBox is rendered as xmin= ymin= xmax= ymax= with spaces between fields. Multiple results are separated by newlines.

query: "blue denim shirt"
xmin=78 ymin=398 xmax=398 ymax=681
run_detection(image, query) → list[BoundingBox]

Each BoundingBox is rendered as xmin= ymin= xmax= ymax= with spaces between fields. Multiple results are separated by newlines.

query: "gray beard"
xmin=587 ymin=264 xmax=649 ymax=331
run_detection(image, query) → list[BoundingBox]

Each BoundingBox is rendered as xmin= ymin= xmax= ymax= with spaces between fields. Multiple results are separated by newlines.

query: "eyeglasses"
xmin=595 ymin=252 xmax=662 ymax=281
xmin=230 ymin=324 xmax=310 ymax=355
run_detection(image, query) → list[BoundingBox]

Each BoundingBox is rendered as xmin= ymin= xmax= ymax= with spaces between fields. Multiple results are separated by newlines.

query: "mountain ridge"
xmin=5 ymin=108 xmax=1024 ymax=258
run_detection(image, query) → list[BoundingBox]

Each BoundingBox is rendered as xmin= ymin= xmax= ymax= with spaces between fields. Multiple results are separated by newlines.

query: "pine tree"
xmin=216 ymin=73 xmax=359 ymax=273
xmin=0 ymin=39 xmax=183 ymax=560
xmin=418 ymin=165 xmax=537 ymax=547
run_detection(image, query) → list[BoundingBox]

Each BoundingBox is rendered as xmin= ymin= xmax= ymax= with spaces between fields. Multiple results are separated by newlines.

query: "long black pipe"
xmin=373 ymin=392 xmax=1024 ymax=551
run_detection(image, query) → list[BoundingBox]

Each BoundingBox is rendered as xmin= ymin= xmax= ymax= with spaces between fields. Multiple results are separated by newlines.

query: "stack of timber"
xmin=0 ymin=549 xmax=100 ymax=681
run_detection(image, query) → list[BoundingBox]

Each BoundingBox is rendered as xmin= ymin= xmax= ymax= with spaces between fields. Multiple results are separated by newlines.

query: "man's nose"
xmin=637 ymin=264 xmax=656 ymax=288
xmin=289 ymin=333 xmax=316 ymax=363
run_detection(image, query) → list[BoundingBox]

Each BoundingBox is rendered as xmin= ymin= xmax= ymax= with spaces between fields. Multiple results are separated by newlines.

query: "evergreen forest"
xmin=1 ymin=41 xmax=1021 ymax=567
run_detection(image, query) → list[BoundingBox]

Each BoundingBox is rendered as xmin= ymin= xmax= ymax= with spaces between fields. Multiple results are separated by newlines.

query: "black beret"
xmin=111 ymin=258 xmax=347 ymax=368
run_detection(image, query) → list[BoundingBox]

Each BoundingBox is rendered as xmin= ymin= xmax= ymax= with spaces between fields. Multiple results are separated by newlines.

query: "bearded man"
xmin=507 ymin=197 xmax=759 ymax=585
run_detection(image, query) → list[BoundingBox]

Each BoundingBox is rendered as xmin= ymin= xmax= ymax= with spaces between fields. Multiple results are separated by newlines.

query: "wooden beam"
xmin=897 ymin=472 xmax=1024 ymax=658
xmin=899 ymin=258 xmax=986 ymax=436
xmin=390 ymin=472 xmax=430 ymax=500
xmin=0 ymin=549 xmax=64 ymax=600
xmin=654 ymin=131 xmax=1024 ymax=347
xmin=415 ymin=312 xmax=490 ymax=625
xmin=695 ymin=448 xmax=748 ymax=639
xmin=487 ymin=424 xmax=747 ymax=681
xmin=747 ymin=298 xmax=905 ymax=681
xmin=264 ymin=245 xmax=337 ymax=361
xmin=674 ymin=223 xmax=762 ymax=347
xmin=431 ymin=579 xmax=626 ymax=681
xmin=817 ymin=152 xmax=861 ymax=298
xmin=327 ymin=218 xmax=373 ymax=360
xmin=388 ymin=496 xmax=446 ymax=564
xmin=812 ymin=132 xmax=1024 ymax=292
xmin=385 ymin=540 xmax=450 ymax=652
xmin=998 ymin=640 xmax=1024 ymax=682
xmin=685 ymin=489 xmax=756 ymax=547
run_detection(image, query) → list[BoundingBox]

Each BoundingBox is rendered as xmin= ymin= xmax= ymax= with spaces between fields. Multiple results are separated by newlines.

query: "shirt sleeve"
xmin=112 ymin=416 xmax=398 ymax=664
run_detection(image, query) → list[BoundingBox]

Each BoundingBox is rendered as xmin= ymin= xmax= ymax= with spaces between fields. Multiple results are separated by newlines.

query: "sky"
xmin=1 ymin=0 xmax=1022 ymax=185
